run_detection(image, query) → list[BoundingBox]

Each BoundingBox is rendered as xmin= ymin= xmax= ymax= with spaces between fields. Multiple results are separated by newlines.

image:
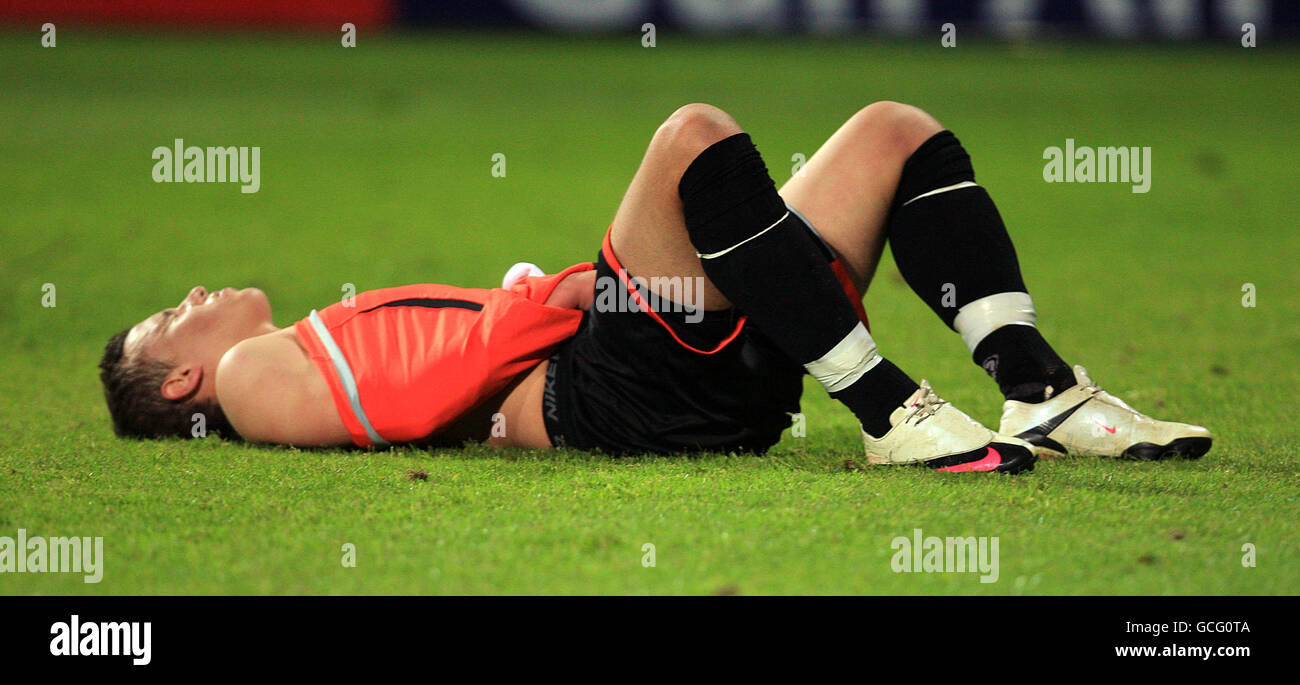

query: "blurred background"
xmin=1 ymin=0 xmax=1298 ymax=37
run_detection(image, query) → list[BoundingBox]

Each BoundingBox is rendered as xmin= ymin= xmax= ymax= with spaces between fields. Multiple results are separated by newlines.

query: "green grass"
xmin=1 ymin=31 xmax=1297 ymax=595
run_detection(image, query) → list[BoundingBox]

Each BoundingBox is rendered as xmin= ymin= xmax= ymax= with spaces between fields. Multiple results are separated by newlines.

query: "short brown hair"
xmin=98 ymin=329 xmax=234 ymax=439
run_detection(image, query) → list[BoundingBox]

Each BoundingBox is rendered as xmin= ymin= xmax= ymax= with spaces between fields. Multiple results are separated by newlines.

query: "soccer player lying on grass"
xmin=99 ymin=102 xmax=1212 ymax=474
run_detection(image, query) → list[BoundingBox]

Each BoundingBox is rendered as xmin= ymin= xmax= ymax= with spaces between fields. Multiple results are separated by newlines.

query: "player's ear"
xmin=160 ymin=364 xmax=203 ymax=401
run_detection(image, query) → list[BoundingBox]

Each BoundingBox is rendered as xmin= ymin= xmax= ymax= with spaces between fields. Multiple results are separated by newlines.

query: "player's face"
xmin=126 ymin=286 xmax=273 ymax=365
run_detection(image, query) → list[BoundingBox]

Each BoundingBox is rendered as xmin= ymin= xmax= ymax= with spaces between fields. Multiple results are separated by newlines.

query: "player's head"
xmin=98 ymin=286 xmax=274 ymax=439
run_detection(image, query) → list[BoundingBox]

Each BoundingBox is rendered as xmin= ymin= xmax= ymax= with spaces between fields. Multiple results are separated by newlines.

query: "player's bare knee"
xmin=655 ymin=103 xmax=743 ymax=162
xmin=850 ymin=101 xmax=944 ymax=158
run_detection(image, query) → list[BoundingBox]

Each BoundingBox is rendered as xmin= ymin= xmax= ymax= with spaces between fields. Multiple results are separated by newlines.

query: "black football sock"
xmin=887 ymin=130 xmax=1074 ymax=403
xmin=679 ymin=132 xmax=917 ymax=437
xmin=972 ymin=324 xmax=1076 ymax=403
xmin=827 ymin=357 xmax=919 ymax=437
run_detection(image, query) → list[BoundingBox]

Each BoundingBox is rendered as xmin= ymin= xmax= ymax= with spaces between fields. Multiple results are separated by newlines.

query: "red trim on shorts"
xmin=600 ymin=226 xmax=872 ymax=353
xmin=830 ymin=259 xmax=871 ymax=332
xmin=601 ymin=228 xmax=747 ymax=355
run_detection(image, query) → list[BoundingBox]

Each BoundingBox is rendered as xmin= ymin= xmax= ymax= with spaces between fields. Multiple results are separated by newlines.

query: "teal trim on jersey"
xmin=307 ymin=309 xmax=389 ymax=448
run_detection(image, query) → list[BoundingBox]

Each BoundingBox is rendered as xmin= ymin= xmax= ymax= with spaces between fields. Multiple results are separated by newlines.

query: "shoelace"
xmin=905 ymin=380 xmax=947 ymax=425
xmin=1073 ymin=366 xmax=1140 ymax=414
xmin=1075 ymin=367 xmax=1100 ymax=395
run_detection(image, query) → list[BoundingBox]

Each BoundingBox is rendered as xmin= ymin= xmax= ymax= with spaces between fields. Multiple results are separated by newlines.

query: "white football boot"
xmin=501 ymin=262 xmax=545 ymax=289
xmin=999 ymin=365 xmax=1213 ymax=460
xmin=863 ymin=380 xmax=1037 ymax=474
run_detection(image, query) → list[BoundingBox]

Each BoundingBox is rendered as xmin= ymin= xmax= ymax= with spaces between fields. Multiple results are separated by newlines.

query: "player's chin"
xmin=239 ymin=287 xmax=273 ymax=313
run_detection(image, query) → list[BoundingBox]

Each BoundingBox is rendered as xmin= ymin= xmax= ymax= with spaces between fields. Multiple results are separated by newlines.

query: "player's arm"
xmin=544 ymin=269 xmax=596 ymax=311
xmin=215 ymin=330 xmax=353 ymax=446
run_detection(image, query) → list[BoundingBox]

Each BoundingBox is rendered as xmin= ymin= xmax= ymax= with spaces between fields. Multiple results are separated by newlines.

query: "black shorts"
xmin=542 ymin=226 xmax=867 ymax=456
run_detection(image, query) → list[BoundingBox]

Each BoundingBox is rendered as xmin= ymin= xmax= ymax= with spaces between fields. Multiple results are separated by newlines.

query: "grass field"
xmin=1 ymin=30 xmax=1297 ymax=595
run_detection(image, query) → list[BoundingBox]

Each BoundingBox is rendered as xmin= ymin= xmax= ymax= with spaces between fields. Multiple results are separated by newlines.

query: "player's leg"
xmin=777 ymin=101 xmax=942 ymax=296
xmin=611 ymin=104 xmax=921 ymax=437
xmin=609 ymin=104 xmax=1034 ymax=472
xmin=777 ymin=101 xmax=1073 ymax=402
xmin=608 ymin=105 xmax=739 ymax=312
xmin=781 ymin=101 xmax=1210 ymax=459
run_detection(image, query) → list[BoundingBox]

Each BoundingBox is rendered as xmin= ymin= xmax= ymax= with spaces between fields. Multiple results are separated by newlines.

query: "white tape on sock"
xmin=804 ymin=322 xmax=883 ymax=393
xmin=953 ymin=291 xmax=1037 ymax=354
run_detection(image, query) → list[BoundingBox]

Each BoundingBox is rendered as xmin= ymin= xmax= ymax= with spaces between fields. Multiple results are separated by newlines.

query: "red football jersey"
xmin=294 ymin=262 xmax=592 ymax=447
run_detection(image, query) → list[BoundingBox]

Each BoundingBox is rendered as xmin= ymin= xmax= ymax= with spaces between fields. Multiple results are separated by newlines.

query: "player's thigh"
xmin=608 ymin=104 xmax=740 ymax=311
xmin=778 ymin=102 xmax=943 ymax=294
